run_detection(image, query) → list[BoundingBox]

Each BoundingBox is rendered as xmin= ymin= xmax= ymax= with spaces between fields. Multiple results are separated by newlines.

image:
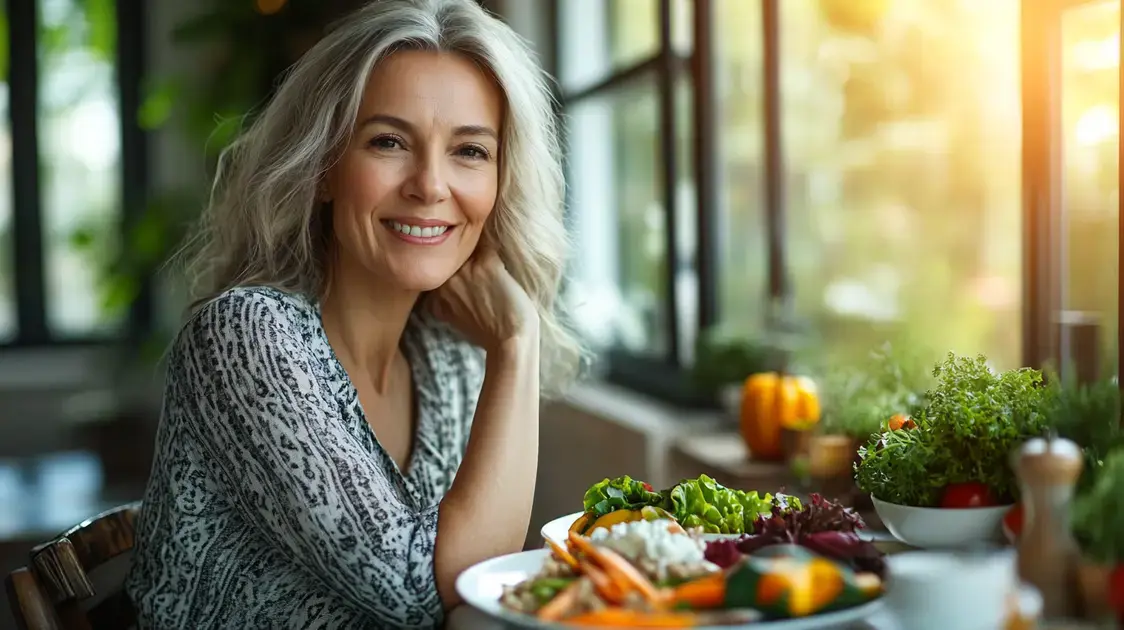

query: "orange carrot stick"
xmin=579 ymin=559 xmax=623 ymax=604
xmin=536 ymin=581 xmax=582 ymax=621
xmin=567 ymin=533 xmax=661 ymax=603
xmin=668 ymin=572 xmax=726 ymax=609
xmin=547 ymin=538 xmax=579 ymax=570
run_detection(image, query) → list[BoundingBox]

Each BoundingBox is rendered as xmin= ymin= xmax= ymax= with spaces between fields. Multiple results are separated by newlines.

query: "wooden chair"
xmin=4 ymin=502 xmax=141 ymax=630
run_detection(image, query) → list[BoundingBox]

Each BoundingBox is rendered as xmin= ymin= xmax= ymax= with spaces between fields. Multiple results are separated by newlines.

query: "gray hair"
xmin=179 ymin=0 xmax=585 ymax=394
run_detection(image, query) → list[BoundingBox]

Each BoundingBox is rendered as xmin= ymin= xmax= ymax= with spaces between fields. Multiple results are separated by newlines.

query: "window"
xmin=556 ymin=0 xmax=1122 ymax=401
xmin=780 ymin=0 xmax=1023 ymax=368
xmin=559 ymin=0 xmax=695 ymax=386
xmin=1060 ymin=0 xmax=1119 ymax=364
xmin=3 ymin=0 xmax=144 ymax=346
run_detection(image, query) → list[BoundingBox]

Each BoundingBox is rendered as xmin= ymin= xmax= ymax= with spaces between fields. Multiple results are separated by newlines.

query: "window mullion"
xmin=658 ymin=0 xmax=681 ymax=365
xmin=9 ymin=0 xmax=48 ymax=344
xmin=693 ymin=0 xmax=718 ymax=332
xmin=761 ymin=0 xmax=789 ymax=323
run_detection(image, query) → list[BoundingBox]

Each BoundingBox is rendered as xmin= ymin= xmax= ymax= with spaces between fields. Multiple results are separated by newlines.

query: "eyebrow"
xmin=359 ymin=113 xmax=499 ymax=141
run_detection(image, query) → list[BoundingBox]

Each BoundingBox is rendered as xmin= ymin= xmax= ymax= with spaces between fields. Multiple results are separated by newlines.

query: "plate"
xmin=456 ymin=549 xmax=885 ymax=629
xmin=540 ymin=512 xmax=737 ymax=546
xmin=540 ymin=512 xmax=898 ymax=547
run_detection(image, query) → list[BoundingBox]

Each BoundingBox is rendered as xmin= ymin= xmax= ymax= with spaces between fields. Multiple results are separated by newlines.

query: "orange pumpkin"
xmin=740 ymin=373 xmax=821 ymax=461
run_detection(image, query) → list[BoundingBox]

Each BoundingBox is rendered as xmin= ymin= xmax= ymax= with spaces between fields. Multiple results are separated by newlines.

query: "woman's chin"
xmin=388 ymin=268 xmax=455 ymax=293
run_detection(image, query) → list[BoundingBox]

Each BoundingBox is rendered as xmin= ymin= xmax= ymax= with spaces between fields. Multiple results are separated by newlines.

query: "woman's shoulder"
xmin=179 ymin=285 xmax=320 ymax=351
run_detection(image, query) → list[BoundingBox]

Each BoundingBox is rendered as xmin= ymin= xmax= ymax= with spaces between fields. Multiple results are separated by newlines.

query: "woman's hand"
xmin=427 ymin=247 xmax=539 ymax=352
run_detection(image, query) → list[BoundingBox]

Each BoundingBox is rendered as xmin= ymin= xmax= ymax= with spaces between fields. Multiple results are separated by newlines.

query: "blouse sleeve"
xmin=167 ymin=290 xmax=443 ymax=628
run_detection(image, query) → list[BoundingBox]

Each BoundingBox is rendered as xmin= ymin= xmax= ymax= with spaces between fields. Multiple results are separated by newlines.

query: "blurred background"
xmin=0 ymin=0 xmax=1119 ymax=625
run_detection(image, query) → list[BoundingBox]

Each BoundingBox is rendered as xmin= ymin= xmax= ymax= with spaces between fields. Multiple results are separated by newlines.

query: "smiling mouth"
xmin=381 ymin=219 xmax=455 ymax=244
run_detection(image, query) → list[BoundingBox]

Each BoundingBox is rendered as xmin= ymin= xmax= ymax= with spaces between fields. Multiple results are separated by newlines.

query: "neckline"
xmin=312 ymin=299 xmax=435 ymax=486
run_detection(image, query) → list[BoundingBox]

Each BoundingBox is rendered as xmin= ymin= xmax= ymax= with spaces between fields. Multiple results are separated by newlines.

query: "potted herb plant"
xmin=799 ymin=342 xmax=930 ymax=477
xmin=854 ymin=353 xmax=1051 ymax=548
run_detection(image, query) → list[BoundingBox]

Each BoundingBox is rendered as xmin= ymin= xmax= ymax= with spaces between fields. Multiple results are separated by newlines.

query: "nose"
xmin=402 ymin=151 xmax=451 ymax=205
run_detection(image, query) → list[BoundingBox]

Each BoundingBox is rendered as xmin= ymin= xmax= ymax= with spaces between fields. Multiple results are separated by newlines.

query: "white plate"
xmin=456 ymin=549 xmax=885 ymax=629
xmin=540 ymin=512 xmax=897 ymax=547
xmin=540 ymin=512 xmax=737 ymax=546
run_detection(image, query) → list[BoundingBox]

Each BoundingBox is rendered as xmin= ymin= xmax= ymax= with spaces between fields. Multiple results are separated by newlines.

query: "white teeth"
xmin=389 ymin=221 xmax=449 ymax=238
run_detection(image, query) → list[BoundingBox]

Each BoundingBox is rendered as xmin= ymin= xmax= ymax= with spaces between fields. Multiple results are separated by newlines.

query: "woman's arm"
xmin=433 ymin=334 xmax=540 ymax=606
xmin=173 ymin=291 xmax=444 ymax=628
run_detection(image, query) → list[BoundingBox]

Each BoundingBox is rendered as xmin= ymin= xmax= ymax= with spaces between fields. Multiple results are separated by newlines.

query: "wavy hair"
xmin=177 ymin=0 xmax=585 ymax=394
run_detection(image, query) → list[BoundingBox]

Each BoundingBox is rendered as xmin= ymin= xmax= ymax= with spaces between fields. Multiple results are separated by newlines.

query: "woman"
xmin=125 ymin=0 xmax=582 ymax=627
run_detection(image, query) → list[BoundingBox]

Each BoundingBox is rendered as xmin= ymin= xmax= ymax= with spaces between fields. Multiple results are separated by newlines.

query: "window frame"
xmin=554 ymin=0 xmax=1123 ymax=405
xmin=3 ymin=0 xmax=150 ymax=349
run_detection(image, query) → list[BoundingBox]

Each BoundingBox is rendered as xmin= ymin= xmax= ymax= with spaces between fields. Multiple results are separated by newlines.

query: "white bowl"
xmin=871 ymin=496 xmax=1011 ymax=549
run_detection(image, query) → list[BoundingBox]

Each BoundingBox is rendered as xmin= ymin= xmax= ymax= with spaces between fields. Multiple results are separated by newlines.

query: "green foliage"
xmin=1040 ymin=372 xmax=1124 ymax=494
xmin=855 ymin=353 xmax=1051 ymax=507
xmin=815 ymin=341 xmax=931 ymax=440
xmin=1072 ymin=448 xmax=1124 ymax=564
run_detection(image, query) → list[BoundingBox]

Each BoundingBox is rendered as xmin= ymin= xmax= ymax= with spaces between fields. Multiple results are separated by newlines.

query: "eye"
xmin=369 ymin=135 xmax=405 ymax=150
xmin=458 ymin=144 xmax=491 ymax=161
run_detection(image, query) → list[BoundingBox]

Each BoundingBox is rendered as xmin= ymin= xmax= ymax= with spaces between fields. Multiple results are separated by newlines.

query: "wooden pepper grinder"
xmin=1013 ymin=436 xmax=1084 ymax=620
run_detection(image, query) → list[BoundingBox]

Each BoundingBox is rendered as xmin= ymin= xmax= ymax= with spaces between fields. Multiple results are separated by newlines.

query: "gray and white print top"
xmin=126 ymin=286 xmax=485 ymax=629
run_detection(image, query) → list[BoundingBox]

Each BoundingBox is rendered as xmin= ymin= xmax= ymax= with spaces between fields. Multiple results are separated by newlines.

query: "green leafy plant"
xmin=691 ymin=331 xmax=786 ymax=396
xmin=816 ymin=341 xmax=931 ymax=440
xmin=1073 ymin=448 xmax=1124 ymax=564
xmin=855 ymin=353 xmax=1051 ymax=507
xmin=1041 ymin=372 xmax=1124 ymax=494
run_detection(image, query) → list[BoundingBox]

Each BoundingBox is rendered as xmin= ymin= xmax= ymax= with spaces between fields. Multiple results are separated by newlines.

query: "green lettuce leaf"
xmin=665 ymin=474 xmax=785 ymax=534
xmin=582 ymin=475 xmax=664 ymax=516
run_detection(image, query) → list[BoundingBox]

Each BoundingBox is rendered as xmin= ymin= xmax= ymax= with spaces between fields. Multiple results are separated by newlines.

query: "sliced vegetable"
xmin=568 ymin=512 xmax=594 ymax=535
xmin=546 ymin=538 xmax=578 ymax=570
xmin=665 ymin=571 xmax=726 ymax=609
xmin=568 ymin=531 xmax=662 ymax=603
xmin=586 ymin=509 xmax=645 ymax=535
xmin=724 ymin=545 xmax=881 ymax=619
xmin=534 ymin=580 xmax=580 ymax=620
xmin=940 ymin=482 xmax=997 ymax=508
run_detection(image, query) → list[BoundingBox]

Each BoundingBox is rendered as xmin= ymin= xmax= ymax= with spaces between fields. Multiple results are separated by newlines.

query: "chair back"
xmin=4 ymin=501 xmax=141 ymax=630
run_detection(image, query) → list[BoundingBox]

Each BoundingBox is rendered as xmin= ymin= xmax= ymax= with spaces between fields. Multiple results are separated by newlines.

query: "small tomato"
xmin=941 ymin=482 xmax=997 ymax=508
xmin=887 ymin=414 xmax=916 ymax=431
xmin=642 ymin=482 xmax=654 ymax=492
xmin=1002 ymin=503 xmax=1023 ymax=539
xmin=1108 ymin=564 xmax=1124 ymax=616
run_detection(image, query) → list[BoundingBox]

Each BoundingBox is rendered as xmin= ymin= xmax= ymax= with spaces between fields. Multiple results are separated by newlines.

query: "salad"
xmin=501 ymin=519 xmax=883 ymax=625
xmin=572 ymin=474 xmax=800 ymax=536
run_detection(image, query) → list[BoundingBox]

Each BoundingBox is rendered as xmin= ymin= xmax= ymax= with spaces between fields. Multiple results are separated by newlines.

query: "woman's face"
xmin=325 ymin=49 xmax=503 ymax=292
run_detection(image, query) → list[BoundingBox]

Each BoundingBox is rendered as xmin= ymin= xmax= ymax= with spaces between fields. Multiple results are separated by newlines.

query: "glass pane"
xmin=1060 ymin=0 xmax=1119 ymax=365
xmin=675 ymin=74 xmax=697 ymax=365
xmin=37 ymin=0 xmax=122 ymax=337
xmin=0 ymin=6 xmax=15 ymax=341
xmin=715 ymin=0 xmax=767 ymax=335
xmin=558 ymin=0 xmax=692 ymax=92
xmin=564 ymin=77 xmax=669 ymax=358
xmin=781 ymin=0 xmax=1023 ymax=368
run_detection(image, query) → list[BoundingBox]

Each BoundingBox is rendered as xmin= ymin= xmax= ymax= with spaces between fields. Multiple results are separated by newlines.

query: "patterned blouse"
xmin=125 ymin=286 xmax=485 ymax=629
